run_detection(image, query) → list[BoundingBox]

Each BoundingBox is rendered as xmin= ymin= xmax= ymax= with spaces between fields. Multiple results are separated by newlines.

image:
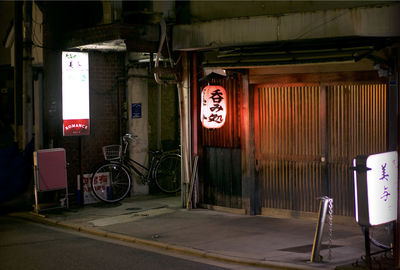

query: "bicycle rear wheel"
xmin=91 ymin=162 xmax=131 ymax=203
xmin=154 ymin=154 xmax=181 ymax=193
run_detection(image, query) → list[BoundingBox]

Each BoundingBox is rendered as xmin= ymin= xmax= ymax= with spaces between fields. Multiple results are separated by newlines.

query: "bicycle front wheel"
xmin=154 ymin=154 xmax=181 ymax=193
xmin=91 ymin=162 xmax=131 ymax=203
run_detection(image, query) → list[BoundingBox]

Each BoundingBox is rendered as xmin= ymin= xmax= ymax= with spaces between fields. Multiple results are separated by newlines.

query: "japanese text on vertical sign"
xmin=364 ymin=151 xmax=398 ymax=226
xmin=62 ymin=51 xmax=90 ymax=136
xmin=379 ymin=163 xmax=391 ymax=201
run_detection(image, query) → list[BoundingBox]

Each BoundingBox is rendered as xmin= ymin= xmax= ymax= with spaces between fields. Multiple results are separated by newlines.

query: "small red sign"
xmin=63 ymin=119 xmax=90 ymax=136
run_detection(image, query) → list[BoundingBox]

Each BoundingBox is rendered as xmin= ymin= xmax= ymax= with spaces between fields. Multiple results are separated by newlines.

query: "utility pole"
xmin=22 ymin=0 xmax=33 ymax=148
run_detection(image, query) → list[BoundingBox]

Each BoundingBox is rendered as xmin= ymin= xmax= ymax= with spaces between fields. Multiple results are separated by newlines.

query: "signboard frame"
xmin=62 ymin=51 xmax=90 ymax=136
xmin=353 ymin=151 xmax=398 ymax=226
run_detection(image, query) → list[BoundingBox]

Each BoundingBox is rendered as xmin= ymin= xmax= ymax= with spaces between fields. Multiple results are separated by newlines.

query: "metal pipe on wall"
xmin=23 ymin=0 xmax=33 ymax=148
xmin=177 ymin=52 xmax=191 ymax=207
xmin=14 ymin=1 xmax=23 ymax=147
xmin=157 ymin=84 xmax=162 ymax=149
xmin=34 ymin=70 xmax=43 ymax=150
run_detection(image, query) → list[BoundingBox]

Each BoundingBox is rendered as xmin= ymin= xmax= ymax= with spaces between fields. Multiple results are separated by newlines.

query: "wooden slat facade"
xmin=255 ymin=85 xmax=322 ymax=213
xmin=199 ymin=75 xmax=242 ymax=208
xmin=254 ymin=82 xmax=387 ymax=216
xmin=327 ymin=84 xmax=387 ymax=216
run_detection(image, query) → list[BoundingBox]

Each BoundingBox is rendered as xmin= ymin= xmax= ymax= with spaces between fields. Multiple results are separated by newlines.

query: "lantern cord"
xmin=154 ymin=18 xmax=177 ymax=85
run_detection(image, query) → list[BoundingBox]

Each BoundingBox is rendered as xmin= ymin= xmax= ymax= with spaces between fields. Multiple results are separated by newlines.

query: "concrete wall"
xmin=126 ymin=60 xmax=180 ymax=195
xmin=127 ymin=66 xmax=149 ymax=195
xmin=173 ymin=3 xmax=400 ymax=50
xmin=185 ymin=1 xmax=395 ymax=22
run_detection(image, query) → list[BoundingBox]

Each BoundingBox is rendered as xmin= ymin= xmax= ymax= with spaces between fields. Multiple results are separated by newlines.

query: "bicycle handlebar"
xmin=123 ymin=133 xmax=137 ymax=142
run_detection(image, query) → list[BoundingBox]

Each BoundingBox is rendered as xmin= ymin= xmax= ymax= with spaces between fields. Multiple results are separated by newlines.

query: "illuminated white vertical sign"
xmin=62 ymin=51 xmax=90 ymax=136
xmin=354 ymin=151 xmax=398 ymax=226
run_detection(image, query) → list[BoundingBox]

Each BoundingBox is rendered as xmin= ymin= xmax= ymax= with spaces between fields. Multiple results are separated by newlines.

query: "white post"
xmin=177 ymin=52 xmax=191 ymax=207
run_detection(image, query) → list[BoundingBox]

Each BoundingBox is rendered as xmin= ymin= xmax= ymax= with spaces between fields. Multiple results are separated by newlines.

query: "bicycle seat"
xmin=149 ymin=149 xmax=162 ymax=156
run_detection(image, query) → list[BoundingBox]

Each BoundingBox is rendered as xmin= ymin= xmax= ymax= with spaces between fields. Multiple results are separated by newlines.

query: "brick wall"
xmin=80 ymin=51 xmax=126 ymax=173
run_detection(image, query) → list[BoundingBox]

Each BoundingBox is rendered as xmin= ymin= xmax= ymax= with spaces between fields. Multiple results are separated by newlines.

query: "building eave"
xmin=173 ymin=3 xmax=400 ymax=51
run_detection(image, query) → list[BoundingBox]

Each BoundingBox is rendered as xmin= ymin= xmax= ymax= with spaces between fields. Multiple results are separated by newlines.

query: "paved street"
xmin=0 ymin=215 xmax=267 ymax=270
xmin=8 ymin=196 xmax=378 ymax=269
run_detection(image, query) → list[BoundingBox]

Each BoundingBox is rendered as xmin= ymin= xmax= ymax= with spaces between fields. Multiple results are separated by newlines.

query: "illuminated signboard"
xmin=353 ymin=151 xmax=398 ymax=226
xmin=200 ymin=85 xmax=227 ymax=129
xmin=62 ymin=51 xmax=90 ymax=136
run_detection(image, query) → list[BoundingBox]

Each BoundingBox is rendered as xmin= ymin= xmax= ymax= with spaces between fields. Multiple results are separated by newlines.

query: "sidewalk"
xmin=10 ymin=195 xmax=385 ymax=269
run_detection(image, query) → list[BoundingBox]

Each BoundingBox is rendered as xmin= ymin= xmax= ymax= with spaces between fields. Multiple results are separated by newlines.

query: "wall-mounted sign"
xmin=353 ymin=151 xmax=398 ymax=226
xmin=132 ymin=103 xmax=142 ymax=119
xmin=62 ymin=51 xmax=90 ymax=136
xmin=200 ymin=85 xmax=227 ymax=129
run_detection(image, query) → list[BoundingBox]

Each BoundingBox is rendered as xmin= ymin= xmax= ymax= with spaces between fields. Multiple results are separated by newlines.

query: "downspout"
xmin=154 ymin=18 xmax=191 ymax=206
xmin=154 ymin=19 xmax=166 ymax=85
xmin=177 ymin=52 xmax=191 ymax=207
xmin=14 ymin=1 xmax=23 ymax=147
xmin=22 ymin=0 xmax=33 ymax=148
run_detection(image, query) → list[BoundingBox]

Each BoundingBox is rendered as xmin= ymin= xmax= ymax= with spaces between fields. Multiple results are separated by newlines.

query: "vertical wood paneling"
xmin=199 ymin=75 xmax=242 ymax=209
xmin=255 ymin=83 xmax=387 ymax=216
xmin=255 ymin=85 xmax=322 ymax=213
xmin=327 ymin=84 xmax=387 ymax=216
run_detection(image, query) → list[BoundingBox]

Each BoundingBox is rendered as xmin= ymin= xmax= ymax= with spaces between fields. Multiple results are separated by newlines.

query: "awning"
xmin=201 ymin=36 xmax=397 ymax=68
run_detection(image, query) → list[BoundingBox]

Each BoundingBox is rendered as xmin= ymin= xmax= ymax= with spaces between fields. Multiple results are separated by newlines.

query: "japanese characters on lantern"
xmin=200 ymin=85 xmax=227 ymax=129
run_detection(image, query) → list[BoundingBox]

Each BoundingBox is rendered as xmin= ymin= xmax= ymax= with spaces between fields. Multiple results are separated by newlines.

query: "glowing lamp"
xmin=200 ymin=85 xmax=227 ymax=129
xmin=62 ymin=51 xmax=90 ymax=136
xmin=353 ymin=151 xmax=398 ymax=226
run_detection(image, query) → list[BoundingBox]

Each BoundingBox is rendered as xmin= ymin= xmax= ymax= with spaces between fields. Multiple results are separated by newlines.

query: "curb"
xmin=9 ymin=212 xmax=330 ymax=270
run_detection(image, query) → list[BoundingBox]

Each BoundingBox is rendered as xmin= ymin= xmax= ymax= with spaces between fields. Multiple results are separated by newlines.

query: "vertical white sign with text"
xmin=366 ymin=151 xmax=398 ymax=226
xmin=62 ymin=51 xmax=90 ymax=136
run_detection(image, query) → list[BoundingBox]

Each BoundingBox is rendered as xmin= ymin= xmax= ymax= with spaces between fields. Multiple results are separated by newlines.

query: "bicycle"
xmin=91 ymin=133 xmax=181 ymax=203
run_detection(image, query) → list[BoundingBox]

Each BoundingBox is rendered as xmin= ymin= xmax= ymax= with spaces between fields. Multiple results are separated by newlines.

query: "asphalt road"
xmin=0 ymin=215 xmax=266 ymax=270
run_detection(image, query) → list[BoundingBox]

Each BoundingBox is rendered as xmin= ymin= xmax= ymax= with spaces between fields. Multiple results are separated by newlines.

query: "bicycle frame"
xmin=118 ymin=133 xmax=180 ymax=185
xmin=121 ymin=155 xmax=159 ymax=184
xmin=117 ymin=136 xmax=161 ymax=184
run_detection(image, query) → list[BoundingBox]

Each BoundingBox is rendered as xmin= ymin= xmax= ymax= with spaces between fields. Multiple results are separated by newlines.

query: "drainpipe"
xmin=22 ymin=0 xmax=33 ymax=148
xmin=177 ymin=52 xmax=191 ymax=207
xmin=14 ymin=1 xmax=23 ymax=147
xmin=34 ymin=71 xmax=43 ymax=150
xmin=157 ymin=84 xmax=162 ymax=149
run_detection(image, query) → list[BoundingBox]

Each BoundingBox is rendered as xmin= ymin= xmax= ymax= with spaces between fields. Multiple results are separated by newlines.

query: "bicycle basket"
xmin=102 ymin=145 xmax=122 ymax=160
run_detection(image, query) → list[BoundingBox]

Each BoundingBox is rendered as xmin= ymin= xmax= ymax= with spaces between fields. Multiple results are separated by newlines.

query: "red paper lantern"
xmin=200 ymin=85 xmax=227 ymax=129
